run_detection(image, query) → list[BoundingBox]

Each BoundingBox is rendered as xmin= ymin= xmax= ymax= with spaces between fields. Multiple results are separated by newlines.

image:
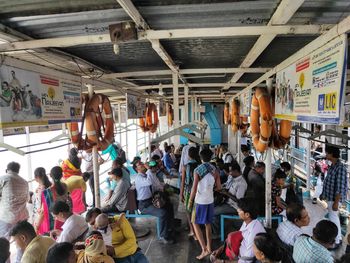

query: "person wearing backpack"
xmin=220 ymin=145 xmax=234 ymax=164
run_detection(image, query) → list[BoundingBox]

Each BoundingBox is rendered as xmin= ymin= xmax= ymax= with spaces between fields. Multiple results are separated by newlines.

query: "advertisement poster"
xmin=239 ymin=89 xmax=251 ymax=116
xmin=0 ymin=65 xmax=81 ymax=129
xmin=126 ymin=93 xmax=146 ymax=119
xmin=159 ymin=99 xmax=166 ymax=117
xmin=275 ymin=34 xmax=347 ymax=124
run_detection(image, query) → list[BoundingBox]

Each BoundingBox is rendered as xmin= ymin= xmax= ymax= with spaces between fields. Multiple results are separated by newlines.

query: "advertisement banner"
xmin=159 ymin=99 xmax=166 ymax=117
xmin=275 ymin=34 xmax=347 ymax=124
xmin=0 ymin=65 xmax=82 ymax=129
xmin=239 ymin=88 xmax=251 ymax=116
xmin=126 ymin=93 xmax=146 ymax=119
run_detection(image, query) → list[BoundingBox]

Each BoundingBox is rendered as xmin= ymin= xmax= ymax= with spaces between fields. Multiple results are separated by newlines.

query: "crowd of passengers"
xmin=0 ymin=135 xmax=350 ymax=263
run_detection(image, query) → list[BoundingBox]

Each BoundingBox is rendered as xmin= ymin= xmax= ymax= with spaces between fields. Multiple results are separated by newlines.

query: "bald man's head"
xmin=95 ymin=213 xmax=109 ymax=229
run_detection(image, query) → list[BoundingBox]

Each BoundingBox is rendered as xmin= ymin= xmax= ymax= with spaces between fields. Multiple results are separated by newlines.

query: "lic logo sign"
xmin=318 ymin=93 xmax=337 ymax=112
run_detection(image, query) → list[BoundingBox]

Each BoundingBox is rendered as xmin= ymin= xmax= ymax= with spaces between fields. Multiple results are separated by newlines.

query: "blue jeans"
xmin=114 ymin=250 xmax=149 ymax=263
xmin=138 ymin=199 xmax=171 ymax=239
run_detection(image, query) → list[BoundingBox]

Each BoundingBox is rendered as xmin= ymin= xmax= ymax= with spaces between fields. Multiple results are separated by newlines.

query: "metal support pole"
xmin=305 ymin=123 xmax=311 ymax=199
xmin=191 ymin=96 xmax=195 ymax=122
xmin=125 ymin=105 xmax=129 ymax=161
xmin=194 ymin=95 xmax=198 ymax=122
xmin=237 ymin=131 xmax=241 ymax=164
xmin=348 ymin=128 xmax=350 ymax=173
xmin=118 ymin=103 xmax=122 ymax=145
xmin=87 ymin=84 xmax=100 ymax=208
xmin=135 ymin=119 xmax=139 ymax=155
xmin=184 ymin=85 xmax=189 ymax=125
xmin=148 ymin=132 xmax=152 ymax=160
xmin=265 ymin=148 xmax=272 ymax=228
xmin=172 ymin=73 xmax=180 ymax=146
xmin=25 ymin=126 xmax=33 ymax=190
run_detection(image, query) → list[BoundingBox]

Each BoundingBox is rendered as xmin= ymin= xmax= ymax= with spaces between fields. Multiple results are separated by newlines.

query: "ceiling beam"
xmin=223 ymin=0 xmax=305 ymax=90
xmin=116 ymin=0 xmax=186 ymax=83
xmin=101 ymin=67 xmax=271 ymax=78
xmin=139 ymin=25 xmax=330 ymax=40
xmin=236 ymin=15 xmax=350 ymax=97
xmin=0 ymin=24 xmax=331 ymax=53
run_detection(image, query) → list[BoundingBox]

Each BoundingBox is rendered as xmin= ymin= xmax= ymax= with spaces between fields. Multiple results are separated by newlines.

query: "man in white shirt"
xmin=212 ymin=163 xmax=247 ymax=236
xmin=211 ymin=198 xmax=265 ymax=263
xmin=178 ymin=133 xmax=197 ymax=173
xmin=50 ymin=201 xmax=88 ymax=243
xmin=220 ymin=145 xmax=234 ymax=164
xmin=0 ymin=162 xmax=29 ymax=263
xmin=277 ymin=203 xmax=310 ymax=246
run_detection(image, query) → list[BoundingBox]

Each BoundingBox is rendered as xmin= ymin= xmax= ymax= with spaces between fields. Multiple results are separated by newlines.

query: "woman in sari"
xmin=39 ymin=166 xmax=71 ymax=232
xmin=33 ymin=167 xmax=52 ymax=234
xmin=62 ymin=148 xmax=86 ymax=214
xmin=77 ymin=231 xmax=114 ymax=263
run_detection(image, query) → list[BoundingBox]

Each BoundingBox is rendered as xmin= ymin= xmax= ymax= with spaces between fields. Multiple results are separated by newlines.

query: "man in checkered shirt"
xmin=321 ymin=145 xmax=348 ymax=246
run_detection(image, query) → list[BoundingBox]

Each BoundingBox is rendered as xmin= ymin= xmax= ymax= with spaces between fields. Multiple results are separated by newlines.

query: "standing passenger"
xmin=62 ymin=148 xmax=85 ymax=214
xmin=180 ymin=147 xmax=200 ymax=239
xmin=321 ymin=145 xmax=348 ymax=247
xmin=189 ymin=148 xmax=222 ymax=260
xmin=0 ymin=162 xmax=29 ymax=263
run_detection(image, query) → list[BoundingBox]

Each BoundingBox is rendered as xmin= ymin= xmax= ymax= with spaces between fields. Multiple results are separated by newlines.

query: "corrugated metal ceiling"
xmin=0 ymin=0 xmax=349 ymax=100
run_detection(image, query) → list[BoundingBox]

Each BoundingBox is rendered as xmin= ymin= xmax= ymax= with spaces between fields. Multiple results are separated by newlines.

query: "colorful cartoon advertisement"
xmin=0 ymin=65 xmax=82 ymax=128
xmin=239 ymin=88 xmax=251 ymax=116
xmin=275 ymin=34 xmax=347 ymax=124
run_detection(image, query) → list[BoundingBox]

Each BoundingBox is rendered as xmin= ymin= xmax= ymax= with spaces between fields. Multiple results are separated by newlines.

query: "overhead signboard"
xmin=275 ymin=34 xmax=347 ymax=124
xmin=0 ymin=65 xmax=82 ymax=129
xmin=239 ymin=88 xmax=251 ymax=116
xmin=126 ymin=93 xmax=146 ymax=119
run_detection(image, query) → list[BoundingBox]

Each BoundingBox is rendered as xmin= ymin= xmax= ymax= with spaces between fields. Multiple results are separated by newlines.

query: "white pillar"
xmin=348 ymin=128 xmax=350 ymax=173
xmin=172 ymin=73 xmax=180 ymax=146
xmin=265 ymin=148 xmax=272 ymax=228
xmin=125 ymin=105 xmax=129 ymax=161
xmin=194 ymin=95 xmax=198 ymax=122
xmin=25 ymin=126 xmax=33 ymax=190
xmin=305 ymin=124 xmax=311 ymax=199
xmin=87 ymin=84 xmax=101 ymax=208
xmin=184 ymin=85 xmax=189 ymax=125
xmin=191 ymin=96 xmax=195 ymax=122
xmin=237 ymin=131 xmax=241 ymax=163
xmin=118 ymin=103 xmax=122 ymax=145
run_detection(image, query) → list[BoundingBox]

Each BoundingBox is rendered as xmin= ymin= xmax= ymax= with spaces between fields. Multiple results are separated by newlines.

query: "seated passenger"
xmin=134 ymin=161 xmax=174 ymax=244
xmin=253 ymin=233 xmax=282 ymax=263
xmin=271 ymin=169 xmax=287 ymax=215
xmin=50 ymin=201 xmax=88 ymax=243
xmin=102 ymin=168 xmax=130 ymax=214
xmin=293 ymin=220 xmax=337 ymax=263
xmin=277 ymin=203 xmax=310 ymax=246
xmin=0 ymin=237 xmax=10 ymax=263
xmin=242 ymin=156 xmax=254 ymax=182
xmin=281 ymin=162 xmax=303 ymax=205
xmin=76 ymin=231 xmax=114 ymax=263
xmin=10 ymin=220 xmax=55 ymax=263
xmin=46 ymin=242 xmax=76 ymax=263
xmin=211 ymin=198 xmax=266 ymax=263
xmin=246 ymin=162 xmax=266 ymax=216
xmin=212 ymin=163 xmax=247 ymax=236
xmin=220 ymin=145 xmax=235 ymax=164
xmin=163 ymin=145 xmax=175 ymax=172
xmin=151 ymin=154 xmax=171 ymax=179
xmin=111 ymin=158 xmax=131 ymax=183
xmin=147 ymin=159 xmax=166 ymax=185
xmin=88 ymin=211 xmax=149 ymax=262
